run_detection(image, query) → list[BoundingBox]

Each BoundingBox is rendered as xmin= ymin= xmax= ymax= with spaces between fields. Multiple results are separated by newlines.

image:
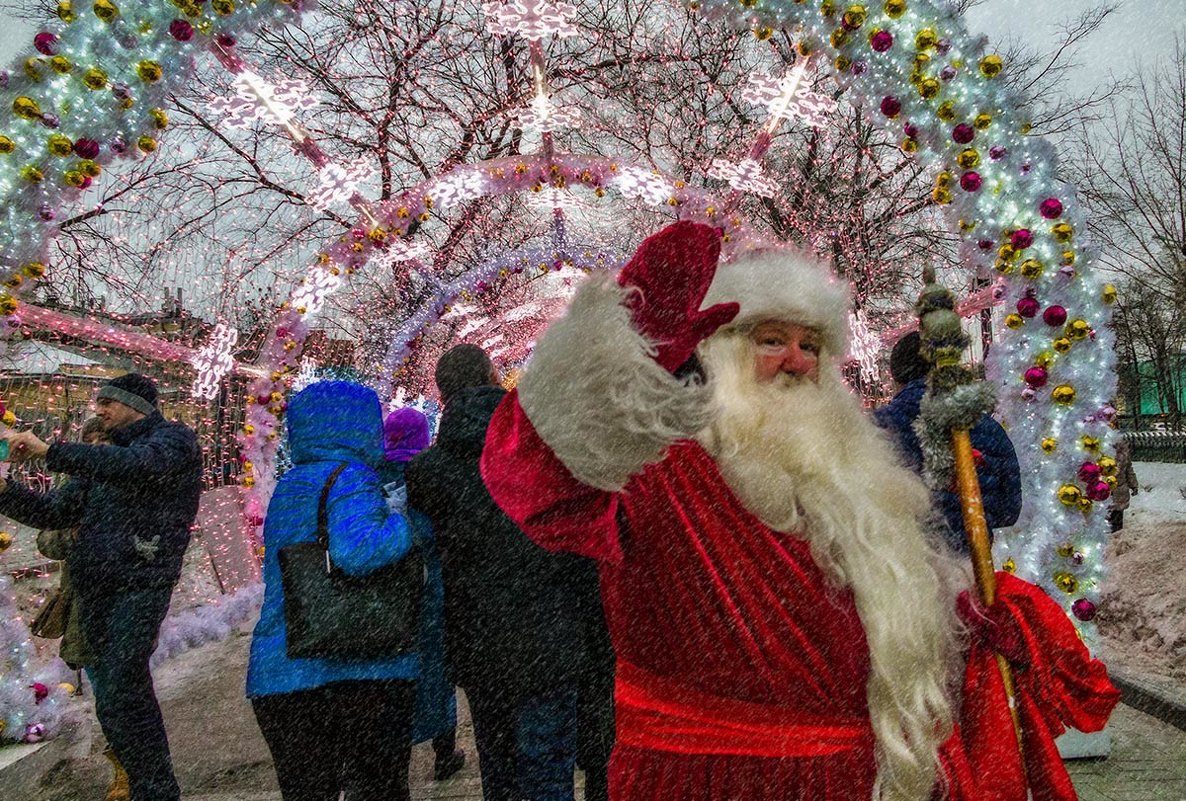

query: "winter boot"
xmin=103 ymin=747 xmax=130 ymax=801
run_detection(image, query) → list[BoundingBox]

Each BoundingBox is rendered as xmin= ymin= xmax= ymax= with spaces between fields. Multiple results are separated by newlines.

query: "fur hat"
xmin=701 ymin=248 xmax=850 ymax=357
xmin=383 ymin=407 xmax=431 ymax=463
xmin=97 ymin=373 xmax=158 ymax=415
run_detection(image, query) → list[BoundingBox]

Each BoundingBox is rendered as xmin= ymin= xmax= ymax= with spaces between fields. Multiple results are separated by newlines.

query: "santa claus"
xmin=480 ymin=221 xmax=1116 ymax=800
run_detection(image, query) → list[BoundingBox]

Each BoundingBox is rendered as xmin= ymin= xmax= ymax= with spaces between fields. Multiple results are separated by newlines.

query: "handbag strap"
xmin=316 ymin=463 xmax=351 ymax=554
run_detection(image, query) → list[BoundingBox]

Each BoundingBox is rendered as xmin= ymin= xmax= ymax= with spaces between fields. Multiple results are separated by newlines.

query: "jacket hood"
xmin=384 ymin=407 xmax=431 ymax=463
xmin=286 ymin=381 xmax=384 ymax=467
xmin=437 ymin=385 xmax=506 ymax=458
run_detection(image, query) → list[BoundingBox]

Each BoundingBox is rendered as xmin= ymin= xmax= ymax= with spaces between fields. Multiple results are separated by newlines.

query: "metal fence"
xmin=1126 ymin=431 xmax=1186 ymax=463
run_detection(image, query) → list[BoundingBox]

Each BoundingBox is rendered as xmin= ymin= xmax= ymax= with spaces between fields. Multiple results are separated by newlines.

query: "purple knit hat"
xmin=383 ymin=407 xmax=431 ymax=462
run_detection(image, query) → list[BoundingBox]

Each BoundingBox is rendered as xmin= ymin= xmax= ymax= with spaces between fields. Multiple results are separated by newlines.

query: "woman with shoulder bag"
xmin=246 ymin=381 xmax=427 ymax=801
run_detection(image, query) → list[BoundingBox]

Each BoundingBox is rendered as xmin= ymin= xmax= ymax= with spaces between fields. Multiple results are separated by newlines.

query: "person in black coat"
xmin=873 ymin=332 xmax=1022 ymax=554
xmin=1 ymin=373 xmax=202 ymax=801
xmin=407 ymin=344 xmax=611 ymax=801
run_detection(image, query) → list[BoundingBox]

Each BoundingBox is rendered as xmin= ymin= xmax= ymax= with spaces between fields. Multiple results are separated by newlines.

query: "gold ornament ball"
xmin=1081 ymin=435 xmax=1100 ymax=452
xmin=13 ymin=95 xmax=42 ymax=119
xmin=50 ymin=56 xmax=72 ymax=74
xmin=47 ymin=134 xmax=74 ymax=157
xmin=1057 ymin=484 xmax=1082 ymax=506
xmin=915 ymin=27 xmax=938 ymax=50
xmin=0 ymin=531 xmax=14 ymax=551
xmin=1061 ymin=250 xmax=1076 ymax=266
xmin=830 ymin=29 xmax=849 ymax=48
xmin=137 ymin=136 xmax=157 ymax=153
xmin=1104 ymin=475 xmax=1117 ymax=488
xmin=884 ymin=0 xmax=907 ymax=17
xmin=834 ymin=55 xmax=852 ymax=72
xmin=1034 ymin=350 xmax=1053 ymax=368
xmin=58 ymin=682 xmax=76 ymax=695
xmin=63 ymin=170 xmax=86 ymax=187
xmin=936 ymin=101 xmax=956 ymax=121
xmin=137 ymin=60 xmax=163 ymax=83
xmin=1040 ymin=438 xmax=1057 ymax=453
xmin=1056 ymin=542 xmax=1075 ymax=558
xmin=843 ymin=5 xmax=867 ymax=28
xmin=1066 ymin=319 xmax=1090 ymax=340
xmin=80 ymin=159 xmax=101 ymax=178
xmin=956 ymin=148 xmax=979 ymax=169
xmin=998 ymin=243 xmax=1017 ymax=261
xmin=83 ymin=67 xmax=108 ymax=89
xmin=1077 ymin=497 xmax=1094 ymax=513
xmin=1052 ymin=337 xmax=1072 ymax=353
xmin=0 ymin=135 xmax=14 ymax=154
xmin=93 ymin=0 xmax=118 ymax=22
xmin=1097 ymin=455 xmax=1117 ymax=475
xmin=22 ymin=261 xmax=47 ymax=278
xmin=1002 ymin=557 xmax=1016 ymax=573
xmin=1004 ymin=313 xmax=1025 ymax=329
xmin=1 ymin=410 xmax=15 ymax=426
xmin=1102 ymin=284 xmax=1117 ymax=304
xmin=918 ymin=78 xmax=941 ymax=99
xmin=1053 ymin=572 xmax=1078 ymax=594
xmin=901 ymin=137 xmax=919 ymax=153
xmin=57 ymin=1 xmax=75 ymax=22
xmin=150 ymin=108 xmax=169 ymax=129
xmin=974 ymin=112 xmax=992 ymax=129
xmin=1051 ymin=384 xmax=1076 ymax=404
xmin=21 ymin=166 xmax=45 ymax=183
xmin=1051 ymin=222 xmax=1073 ymax=242
xmin=979 ymin=54 xmax=1003 ymax=78
xmin=1019 ymin=258 xmax=1043 ymax=279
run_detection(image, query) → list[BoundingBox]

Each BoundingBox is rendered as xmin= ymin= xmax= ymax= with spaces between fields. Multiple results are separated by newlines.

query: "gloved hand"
xmin=617 ymin=221 xmax=739 ymax=373
xmin=956 ymin=589 xmax=1028 ymax=667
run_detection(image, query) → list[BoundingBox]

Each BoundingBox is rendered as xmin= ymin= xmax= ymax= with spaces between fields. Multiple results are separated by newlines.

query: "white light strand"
xmin=483 ymin=0 xmax=579 ymax=40
xmin=190 ymin=323 xmax=239 ymax=400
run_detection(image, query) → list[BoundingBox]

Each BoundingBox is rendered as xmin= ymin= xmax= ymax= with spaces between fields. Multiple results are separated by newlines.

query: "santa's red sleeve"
xmin=942 ymin=571 xmax=1121 ymax=801
xmin=480 ymin=273 xmax=714 ymax=562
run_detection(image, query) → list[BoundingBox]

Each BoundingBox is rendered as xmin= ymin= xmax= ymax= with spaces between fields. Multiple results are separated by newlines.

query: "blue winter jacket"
xmin=246 ymin=381 xmax=422 ymax=698
xmin=873 ymin=379 xmax=1023 ymax=554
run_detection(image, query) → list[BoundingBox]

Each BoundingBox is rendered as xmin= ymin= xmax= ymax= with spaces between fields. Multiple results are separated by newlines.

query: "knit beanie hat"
xmin=702 ymin=247 xmax=851 ymax=358
xmin=97 ymin=373 xmax=158 ymax=415
xmin=435 ymin=344 xmax=494 ymax=404
xmin=888 ymin=331 xmax=929 ymax=385
xmin=383 ymin=407 xmax=431 ymax=463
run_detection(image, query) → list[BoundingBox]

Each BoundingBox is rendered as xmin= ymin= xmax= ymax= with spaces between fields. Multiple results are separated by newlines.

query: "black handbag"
xmin=279 ymin=463 xmax=424 ymax=660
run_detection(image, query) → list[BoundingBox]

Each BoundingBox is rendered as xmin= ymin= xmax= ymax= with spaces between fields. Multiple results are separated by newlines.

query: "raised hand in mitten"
xmin=617 ymin=220 xmax=740 ymax=373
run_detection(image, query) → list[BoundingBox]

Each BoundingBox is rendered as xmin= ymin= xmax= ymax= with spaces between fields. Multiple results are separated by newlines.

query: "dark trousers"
xmin=1108 ymin=508 xmax=1124 ymax=532
xmin=576 ymin=666 xmax=614 ymax=801
xmin=467 ymin=686 xmax=578 ymax=801
xmin=252 ymin=679 xmax=415 ymax=801
xmin=77 ymin=587 xmax=178 ymax=801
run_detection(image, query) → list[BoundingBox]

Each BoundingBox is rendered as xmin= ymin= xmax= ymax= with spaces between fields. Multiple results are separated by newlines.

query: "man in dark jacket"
xmin=873 ymin=332 xmax=1022 ymax=554
xmin=407 ymin=344 xmax=610 ymax=801
xmin=1 ymin=373 xmax=201 ymax=801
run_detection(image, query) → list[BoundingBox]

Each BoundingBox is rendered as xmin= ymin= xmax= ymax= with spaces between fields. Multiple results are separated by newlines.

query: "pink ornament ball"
xmin=870 ymin=30 xmax=894 ymax=51
xmin=33 ymin=32 xmax=57 ymax=56
xmin=217 ymin=33 xmax=237 ymax=48
xmin=1040 ymin=197 xmax=1064 ymax=219
xmin=903 ymin=122 xmax=919 ymax=138
xmin=939 ymin=65 xmax=957 ymax=81
xmin=73 ymin=138 xmax=100 ymax=159
xmin=1020 ymin=386 xmax=1036 ymax=401
xmin=879 ymin=96 xmax=901 ymax=118
xmin=989 ymin=145 xmax=1007 ymax=160
xmin=1072 ymin=598 xmax=1097 ymax=621
xmin=1023 ymin=366 xmax=1048 ymax=388
xmin=952 ymin=123 xmax=975 ymax=144
xmin=169 ymin=20 xmax=195 ymax=41
xmin=1086 ymin=481 xmax=1111 ymax=501
xmin=1011 ymin=228 xmax=1033 ymax=249
xmin=1078 ymin=462 xmax=1102 ymax=483
xmin=31 ymin=682 xmax=49 ymax=703
xmin=1042 ymin=305 xmax=1067 ymax=326
xmin=1016 ymin=296 xmax=1040 ymax=318
xmin=24 ymin=723 xmax=45 ymax=743
xmin=959 ymin=171 xmax=982 ymax=191
xmin=978 ymin=239 xmax=994 ymax=251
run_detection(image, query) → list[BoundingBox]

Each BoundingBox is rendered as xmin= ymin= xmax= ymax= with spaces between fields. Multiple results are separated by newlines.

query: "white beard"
xmin=697 ymin=332 xmax=964 ymax=801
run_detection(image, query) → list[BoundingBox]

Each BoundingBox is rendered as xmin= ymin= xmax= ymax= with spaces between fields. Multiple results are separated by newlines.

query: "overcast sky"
xmin=1 ymin=1 xmax=1181 ymax=110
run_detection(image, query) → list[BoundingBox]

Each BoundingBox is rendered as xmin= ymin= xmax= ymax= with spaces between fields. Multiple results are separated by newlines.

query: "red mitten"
xmin=956 ymin=590 xmax=1028 ymax=667
xmin=617 ymin=221 xmax=740 ymax=372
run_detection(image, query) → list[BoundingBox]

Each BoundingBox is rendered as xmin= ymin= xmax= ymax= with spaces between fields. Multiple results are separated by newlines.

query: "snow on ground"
xmin=1096 ymin=462 xmax=1186 ymax=688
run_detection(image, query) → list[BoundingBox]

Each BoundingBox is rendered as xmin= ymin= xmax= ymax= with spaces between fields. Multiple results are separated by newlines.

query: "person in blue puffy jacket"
xmin=873 ymin=331 xmax=1022 ymax=555
xmin=246 ymin=380 xmax=428 ymax=801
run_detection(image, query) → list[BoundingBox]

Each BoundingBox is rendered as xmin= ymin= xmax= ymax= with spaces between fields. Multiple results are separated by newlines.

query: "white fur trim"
xmin=518 ymin=274 xmax=713 ymax=491
xmin=703 ymin=248 xmax=850 ymax=356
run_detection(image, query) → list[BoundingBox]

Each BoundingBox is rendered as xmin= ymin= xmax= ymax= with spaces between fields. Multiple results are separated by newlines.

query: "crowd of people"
xmin=0 ymin=221 xmax=1128 ymax=801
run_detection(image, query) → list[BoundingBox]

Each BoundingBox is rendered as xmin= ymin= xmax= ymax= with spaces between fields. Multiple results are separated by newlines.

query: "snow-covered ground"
xmin=1097 ymin=461 xmax=1186 ymax=689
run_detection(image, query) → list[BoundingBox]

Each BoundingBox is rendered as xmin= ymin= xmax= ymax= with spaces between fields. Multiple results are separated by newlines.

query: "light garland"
xmin=693 ymin=0 xmax=1117 ymax=642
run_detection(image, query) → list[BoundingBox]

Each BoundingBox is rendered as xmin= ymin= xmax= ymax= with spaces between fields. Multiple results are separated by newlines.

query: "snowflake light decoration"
xmin=289 ymin=266 xmax=344 ymax=318
xmin=371 ymin=239 xmax=433 ymax=272
xmin=511 ymin=94 xmax=583 ymax=134
xmin=306 ymin=158 xmax=375 ymax=212
xmin=424 ymin=170 xmax=488 ymax=212
xmin=743 ymin=61 xmax=837 ymax=130
xmin=612 ymin=166 xmax=674 ymax=207
xmin=707 ymin=158 xmax=779 ymax=198
xmin=292 ymin=356 xmax=320 ymax=393
xmin=209 ymin=71 xmax=319 ymax=131
xmin=524 ymin=187 xmax=590 ymax=210
xmin=190 ymin=323 xmax=239 ymax=400
xmin=484 ymin=0 xmax=578 ymax=40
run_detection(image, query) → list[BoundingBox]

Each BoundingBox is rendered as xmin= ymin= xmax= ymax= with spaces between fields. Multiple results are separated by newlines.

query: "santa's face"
xmin=748 ymin=320 xmax=822 ymax=383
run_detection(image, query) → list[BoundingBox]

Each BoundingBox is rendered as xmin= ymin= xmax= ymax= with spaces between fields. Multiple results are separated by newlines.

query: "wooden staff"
xmin=915 ymin=267 xmax=1024 ymax=753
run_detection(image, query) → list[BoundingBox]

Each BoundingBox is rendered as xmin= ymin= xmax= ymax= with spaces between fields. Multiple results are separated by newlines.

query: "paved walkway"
xmin=8 ymin=625 xmax=1186 ymax=801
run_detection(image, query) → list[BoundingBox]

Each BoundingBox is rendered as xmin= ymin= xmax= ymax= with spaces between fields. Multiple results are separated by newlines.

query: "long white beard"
xmin=697 ymin=333 xmax=963 ymax=801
